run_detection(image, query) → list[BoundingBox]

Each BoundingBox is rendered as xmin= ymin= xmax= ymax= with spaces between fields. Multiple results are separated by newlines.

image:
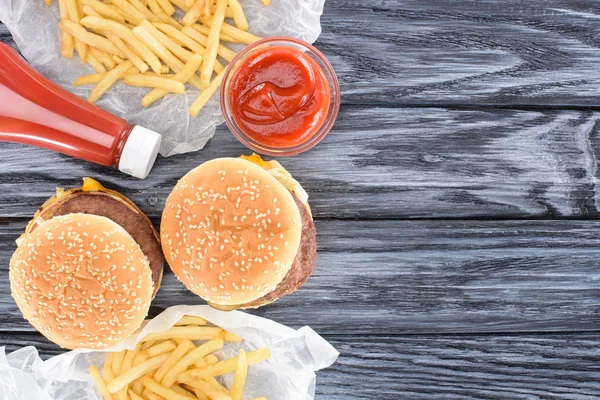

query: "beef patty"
xmin=242 ymin=195 xmax=317 ymax=308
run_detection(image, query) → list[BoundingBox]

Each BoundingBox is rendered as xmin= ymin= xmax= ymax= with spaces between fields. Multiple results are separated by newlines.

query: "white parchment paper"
xmin=0 ymin=0 xmax=325 ymax=156
xmin=0 ymin=305 xmax=339 ymax=400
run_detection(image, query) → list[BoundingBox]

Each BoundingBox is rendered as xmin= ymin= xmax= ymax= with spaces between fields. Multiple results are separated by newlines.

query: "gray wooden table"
xmin=2 ymin=1 xmax=600 ymax=399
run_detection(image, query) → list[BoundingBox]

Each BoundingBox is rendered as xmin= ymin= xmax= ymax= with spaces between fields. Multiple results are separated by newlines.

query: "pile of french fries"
xmin=88 ymin=315 xmax=271 ymax=400
xmin=45 ymin=0 xmax=270 ymax=116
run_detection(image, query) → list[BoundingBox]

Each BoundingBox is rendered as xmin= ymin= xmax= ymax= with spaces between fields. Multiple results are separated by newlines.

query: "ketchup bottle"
xmin=0 ymin=43 xmax=162 ymax=179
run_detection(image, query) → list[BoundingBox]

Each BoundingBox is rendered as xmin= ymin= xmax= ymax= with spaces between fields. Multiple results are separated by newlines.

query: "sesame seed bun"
xmin=10 ymin=214 xmax=154 ymax=350
xmin=161 ymin=158 xmax=303 ymax=306
xmin=20 ymin=178 xmax=164 ymax=298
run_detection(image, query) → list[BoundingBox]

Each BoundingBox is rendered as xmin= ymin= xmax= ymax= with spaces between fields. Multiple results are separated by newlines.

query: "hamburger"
xmin=9 ymin=178 xmax=162 ymax=349
xmin=161 ymin=154 xmax=317 ymax=310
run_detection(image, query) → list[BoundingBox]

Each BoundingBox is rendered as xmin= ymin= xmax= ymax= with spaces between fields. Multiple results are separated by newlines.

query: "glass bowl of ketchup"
xmin=221 ymin=37 xmax=340 ymax=156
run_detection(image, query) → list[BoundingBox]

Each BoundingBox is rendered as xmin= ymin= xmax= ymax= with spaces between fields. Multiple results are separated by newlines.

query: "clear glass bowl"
xmin=220 ymin=37 xmax=340 ymax=156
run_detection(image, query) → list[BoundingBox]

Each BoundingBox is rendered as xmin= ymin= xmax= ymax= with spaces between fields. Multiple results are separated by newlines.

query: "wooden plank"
xmin=6 ymin=1 xmax=600 ymax=107
xmin=1 ymin=218 xmax=600 ymax=334
xmin=319 ymin=0 xmax=600 ymax=107
xmin=1 ymin=331 xmax=599 ymax=399
xmin=0 ymin=107 xmax=599 ymax=219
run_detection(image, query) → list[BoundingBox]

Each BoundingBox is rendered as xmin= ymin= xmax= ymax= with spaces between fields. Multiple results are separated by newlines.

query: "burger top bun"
xmin=9 ymin=213 xmax=153 ymax=349
xmin=161 ymin=158 xmax=303 ymax=306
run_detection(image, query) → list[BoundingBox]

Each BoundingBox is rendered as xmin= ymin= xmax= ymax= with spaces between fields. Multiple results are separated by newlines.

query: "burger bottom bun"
xmin=32 ymin=191 xmax=164 ymax=297
xmin=241 ymin=195 xmax=317 ymax=308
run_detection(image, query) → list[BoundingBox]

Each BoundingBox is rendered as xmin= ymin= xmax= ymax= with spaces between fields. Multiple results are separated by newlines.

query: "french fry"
xmin=61 ymin=20 xmax=126 ymax=57
xmin=145 ymin=390 xmax=164 ymax=400
xmin=153 ymin=23 xmax=205 ymax=54
xmin=74 ymin=72 xmax=105 ymax=86
xmin=124 ymin=74 xmax=186 ymax=93
xmin=221 ymin=331 xmax=243 ymax=343
xmin=154 ymin=0 xmax=175 ymax=15
xmin=169 ymin=0 xmax=188 ymax=11
xmin=112 ymin=350 xmax=126 ymax=376
xmin=141 ymin=340 xmax=158 ymax=351
xmin=121 ymin=343 xmax=142 ymax=374
xmin=109 ymin=0 xmax=147 ymax=23
xmin=202 ymin=0 xmax=209 ymax=17
xmin=133 ymin=351 xmax=150 ymax=366
xmin=146 ymin=340 xmax=177 ymax=356
xmin=112 ymin=54 xmax=125 ymax=63
xmin=259 ymin=0 xmax=270 ymax=5
xmin=105 ymin=31 xmax=149 ymax=72
xmin=177 ymin=348 xmax=270 ymax=382
xmin=81 ymin=16 xmax=162 ymax=73
xmin=171 ymin=384 xmax=196 ymax=397
xmin=66 ymin=0 xmax=81 ymax=23
xmin=90 ymin=47 xmax=117 ymax=68
xmin=58 ymin=0 xmax=75 ymax=58
xmin=82 ymin=4 xmax=102 ymax=17
xmin=227 ymin=0 xmax=248 ymax=31
xmin=128 ymin=389 xmax=145 ymax=400
xmin=77 ymin=0 xmax=85 ymax=15
xmin=147 ymin=0 xmax=182 ymax=29
xmin=88 ymin=59 xmax=134 ymax=103
xmin=175 ymin=316 xmax=208 ymax=326
xmin=128 ymin=0 xmax=161 ymax=22
xmin=230 ymin=349 xmax=247 ymax=400
xmin=86 ymin=51 xmax=107 ymax=73
xmin=185 ymin=380 xmax=231 ymax=400
xmin=131 ymin=351 xmax=150 ymax=395
xmin=115 ymin=388 xmax=128 ymax=400
xmin=188 ymin=67 xmax=225 ymax=117
xmin=107 ymin=353 xmax=169 ymax=394
xmin=66 ymin=0 xmax=88 ymax=62
xmin=142 ymin=376 xmax=197 ymax=400
xmin=204 ymin=354 xmax=219 ymax=364
xmin=189 ymin=387 xmax=210 ymax=400
xmin=182 ymin=0 xmax=203 ymax=26
xmin=184 ymin=0 xmax=195 ymax=9
xmin=200 ymin=17 xmax=261 ymax=45
xmin=132 ymin=25 xmax=182 ymax=70
xmin=193 ymin=357 xmax=209 ymax=369
xmin=142 ymin=324 xmax=222 ymax=342
xmin=183 ymin=26 xmax=236 ymax=62
xmin=89 ymin=365 xmax=115 ymax=400
xmin=101 ymin=353 xmax=115 ymax=382
xmin=83 ymin=0 xmax=125 ymax=22
xmin=44 ymin=0 xmax=54 ymax=5
xmin=112 ymin=5 xmax=144 ymax=25
xmin=206 ymin=377 xmax=230 ymax=395
xmin=200 ymin=0 xmax=226 ymax=87
xmin=209 ymin=2 xmax=233 ymax=18
xmin=251 ymin=397 xmax=268 ymax=400
xmin=191 ymin=23 xmax=239 ymax=43
xmin=139 ymin=20 xmax=192 ymax=63
xmin=153 ymin=340 xmax=192 ymax=382
xmin=162 ymin=339 xmax=224 ymax=387
xmin=142 ymin=53 xmax=203 ymax=106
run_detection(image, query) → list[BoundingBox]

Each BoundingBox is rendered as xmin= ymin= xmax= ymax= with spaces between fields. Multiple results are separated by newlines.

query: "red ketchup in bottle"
xmin=0 ymin=43 xmax=161 ymax=179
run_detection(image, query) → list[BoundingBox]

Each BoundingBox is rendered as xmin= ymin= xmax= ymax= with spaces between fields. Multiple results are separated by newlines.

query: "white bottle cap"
xmin=118 ymin=125 xmax=162 ymax=179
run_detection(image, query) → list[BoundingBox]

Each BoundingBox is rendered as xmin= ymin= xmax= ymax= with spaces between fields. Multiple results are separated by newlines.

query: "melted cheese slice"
xmin=240 ymin=154 xmax=311 ymax=217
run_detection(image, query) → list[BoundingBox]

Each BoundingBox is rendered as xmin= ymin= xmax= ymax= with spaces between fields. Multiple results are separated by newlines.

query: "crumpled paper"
xmin=0 ymin=0 xmax=325 ymax=156
xmin=0 ymin=305 xmax=339 ymax=400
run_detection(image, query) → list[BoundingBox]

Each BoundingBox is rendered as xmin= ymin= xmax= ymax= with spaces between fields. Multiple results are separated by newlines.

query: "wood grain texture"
xmin=1 ymin=107 xmax=599 ymax=219
xmin=320 ymin=0 xmax=600 ymax=107
xmin=1 ymin=332 xmax=599 ymax=399
xmin=6 ymin=1 xmax=600 ymax=106
xmin=1 ymin=218 xmax=600 ymax=335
